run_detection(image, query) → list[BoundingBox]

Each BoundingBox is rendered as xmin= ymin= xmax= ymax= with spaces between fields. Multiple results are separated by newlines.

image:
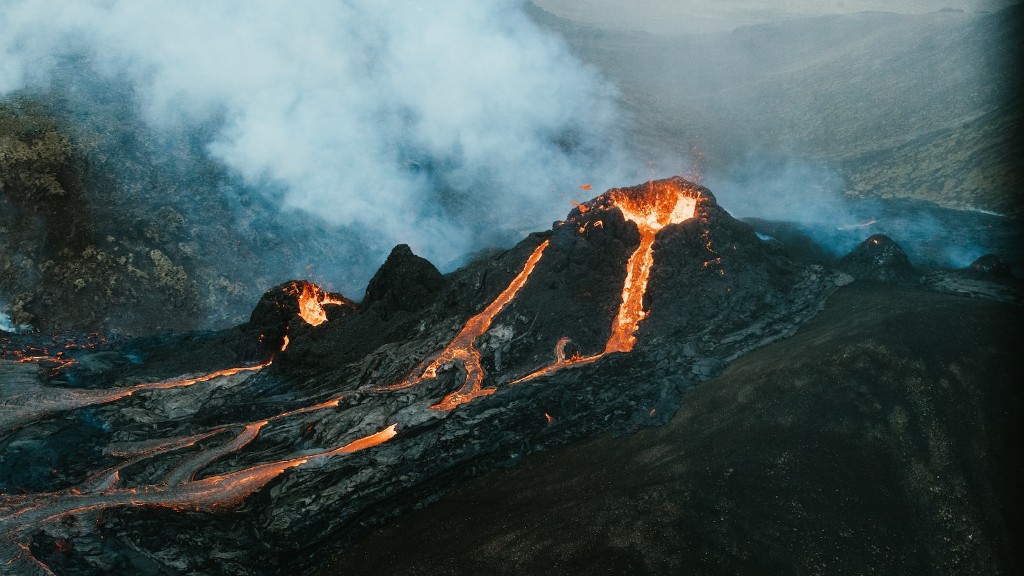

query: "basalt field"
xmin=1 ymin=2 xmax=1022 ymax=575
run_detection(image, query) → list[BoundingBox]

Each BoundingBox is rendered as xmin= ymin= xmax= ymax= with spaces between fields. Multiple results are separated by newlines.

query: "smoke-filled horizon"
xmin=0 ymin=0 xmax=636 ymax=288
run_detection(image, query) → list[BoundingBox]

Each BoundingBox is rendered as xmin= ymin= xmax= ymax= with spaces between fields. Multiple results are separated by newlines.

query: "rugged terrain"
xmin=2 ymin=178 xmax=851 ymax=574
xmin=3 ymin=177 xmax=1020 ymax=575
xmin=323 ymin=281 xmax=1023 ymax=576
xmin=527 ymin=2 xmax=1023 ymax=216
xmin=0 ymin=87 xmax=373 ymax=336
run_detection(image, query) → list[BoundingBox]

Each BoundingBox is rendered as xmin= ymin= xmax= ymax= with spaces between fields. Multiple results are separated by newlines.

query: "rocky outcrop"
xmin=838 ymin=234 xmax=915 ymax=282
xmin=362 ymin=244 xmax=445 ymax=320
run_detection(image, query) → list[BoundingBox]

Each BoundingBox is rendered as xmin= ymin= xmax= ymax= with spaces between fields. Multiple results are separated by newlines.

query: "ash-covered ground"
xmin=1 ymin=177 xmax=1020 ymax=575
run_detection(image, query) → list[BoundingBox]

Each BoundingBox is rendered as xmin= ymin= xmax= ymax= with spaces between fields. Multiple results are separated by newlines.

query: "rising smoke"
xmin=706 ymin=157 xmax=998 ymax=269
xmin=0 ymin=0 xmax=631 ymax=290
xmin=0 ymin=307 xmax=15 ymax=333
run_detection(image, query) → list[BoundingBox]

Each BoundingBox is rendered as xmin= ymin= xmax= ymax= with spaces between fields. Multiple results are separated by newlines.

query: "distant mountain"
xmin=532 ymin=0 xmax=1021 ymax=33
xmin=528 ymin=3 xmax=1023 ymax=215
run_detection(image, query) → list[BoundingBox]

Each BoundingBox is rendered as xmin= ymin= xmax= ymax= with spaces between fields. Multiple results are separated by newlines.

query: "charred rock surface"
xmin=362 ymin=244 xmax=445 ymax=320
xmin=323 ymin=283 xmax=1023 ymax=576
xmin=968 ymin=253 xmax=1014 ymax=278
xmin=1 ymin=178 xmax=867 ymax=575
xmin=837 ymin=233 xmax=915 ymax=282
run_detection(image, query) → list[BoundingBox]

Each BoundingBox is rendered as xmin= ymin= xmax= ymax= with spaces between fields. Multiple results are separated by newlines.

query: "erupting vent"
xmin=515 ymin=179 xmax=701 ymax=382
xmin=2 ymin=178 xmax=721 ymax=574
xmin=384 ymin=177 xmax=702 ymax=395
xmin=290 ymin=282 xmax=350 ymax=326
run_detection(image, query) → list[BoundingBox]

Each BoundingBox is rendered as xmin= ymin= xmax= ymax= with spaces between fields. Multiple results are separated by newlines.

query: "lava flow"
xmin=380 ymin=240 xmax=550 ymax=410
xmin=0 ymin=280 xmax=389 ymax=573
xmin=0 ymin=424 xmax=398 ymax=573
xmin=290 ymin=282 xmax=351 ymax=326
xmin=515 ymin=179 xmax=698 ymax=384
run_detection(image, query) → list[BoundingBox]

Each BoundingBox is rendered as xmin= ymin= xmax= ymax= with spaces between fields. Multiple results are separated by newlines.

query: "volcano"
xmin=1 ymin=177 xmax=1019 ymax=575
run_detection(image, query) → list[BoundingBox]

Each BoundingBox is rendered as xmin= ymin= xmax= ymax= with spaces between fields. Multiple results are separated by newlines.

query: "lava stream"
xmin=0 ymin=361 xmax=268 ymax=432
xmin=515 ymin=180 xmax=698 ymax=384
xmin=0 ymin=424 xmax=398 ymax=567
xmin=164 ymin=422 xmax=267 ymax=485
xmin=379 ymin=240 xmax=550 ymax=411
xmin=75 ymin=430 xmax=225 ymax=494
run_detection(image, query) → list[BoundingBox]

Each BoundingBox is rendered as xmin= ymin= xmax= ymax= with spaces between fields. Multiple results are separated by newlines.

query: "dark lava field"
xmin=2 ymin=178 xmax=1021 ymax=575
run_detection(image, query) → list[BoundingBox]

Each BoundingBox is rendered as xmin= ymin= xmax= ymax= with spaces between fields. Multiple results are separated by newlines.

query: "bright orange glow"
xmin=296 ymin=283 xmax=329 ymax=326
xmin=286 ymin=282 xmax=351 ymax=327
xmin=332 ymin=423 xmax=399 ymax=454
xmin=321 ymin=295 xmax=350 ymax=306
xmin=579 ymin=183 xmax=592 ymax=190
xmin=2 ymin=424 xmax=398 ymax=540
xmin=516 ymin=179 xmax=699 ymax=384
xmin=379 ymin=240 xmax=550 ymax=410
xmin=131 ymin=363 xmax=269 ymax=394
xmin=13 ymin=353 xmax=77 ymax=377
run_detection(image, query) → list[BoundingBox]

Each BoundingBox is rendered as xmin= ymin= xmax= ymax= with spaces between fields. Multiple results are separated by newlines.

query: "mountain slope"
xmin=528 ymin=3 xmax=1023 ymax=215
xmin=322 ymin=282 xmax=1024 ymax=575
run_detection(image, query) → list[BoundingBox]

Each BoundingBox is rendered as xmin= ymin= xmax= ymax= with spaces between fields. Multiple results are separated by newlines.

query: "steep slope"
xmin=322 ymin=282 xmax=1023 ymax=576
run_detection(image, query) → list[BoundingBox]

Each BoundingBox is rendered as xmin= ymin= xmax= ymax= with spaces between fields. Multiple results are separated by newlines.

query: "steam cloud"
xmin=707 ymin=157 xmax=993 ymax=268
xmin=0 ymin=306 xmax=15 ymax=333
xmin=0 ymin=0 xmax=629 ymax=285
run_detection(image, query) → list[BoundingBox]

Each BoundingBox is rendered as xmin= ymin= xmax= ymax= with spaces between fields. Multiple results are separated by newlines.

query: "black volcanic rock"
xmin=1 ymin=178 xmax=850 ymax=576
xmin=248 ymin=280 xmax=354 ymax=357
xmin=968 ymin=254 xmax=1014 ymax=278
xmin=362 ymin=244 xmax=445 ymax=320
xmin=321 ymin=283 xmax=1023 ymax=576
xmin=838 ymin=234 xmax=915 ymax=282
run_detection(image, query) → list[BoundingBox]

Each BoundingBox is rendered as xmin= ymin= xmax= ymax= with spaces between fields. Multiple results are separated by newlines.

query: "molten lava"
xmin=515 ymin=180 xmax=698 ymax=384
xmin=1 ymin=279 xmax=394 ymax=571
xmin=0 ymin=424 xmax=398 ymax=554
xmin=286 ymin=281 xmax=351 ymax=327
xmin=380 ymin=240 xmax=550 ymax=410
xmin=603 ymin=183 xmax=697 ymax=352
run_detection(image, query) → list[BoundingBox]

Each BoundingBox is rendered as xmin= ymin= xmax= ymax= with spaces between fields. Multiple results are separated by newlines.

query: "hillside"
xmin=527 ymin=3 xmax=1023 ymax=215
xmin=322 ymin=282 xmax=1023 ymax=576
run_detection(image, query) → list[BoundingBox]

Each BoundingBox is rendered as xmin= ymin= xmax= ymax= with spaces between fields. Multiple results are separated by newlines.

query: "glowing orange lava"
xmin=296 ymin=283 xmax=329 ymax=326
xmin=380 ymin=240 xmax=550 ymax=411
xmin=0 ymin=424 xmax=398 ymax=547
xmin=136 ymin=363 xmax=269 ymax=393
xmin=515 ymin=180 xmax=698 ymax=384
xmin=287 ymin=282 xmax=351 ymax=327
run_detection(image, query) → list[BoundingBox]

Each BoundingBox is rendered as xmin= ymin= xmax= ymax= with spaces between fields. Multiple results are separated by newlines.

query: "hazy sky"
xmin=534 ymin=0 xmax=1019 ymax=33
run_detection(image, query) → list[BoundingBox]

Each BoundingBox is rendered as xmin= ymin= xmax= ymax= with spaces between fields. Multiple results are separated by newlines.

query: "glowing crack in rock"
xmin=379 ymin=240 xmax=550 ymax=411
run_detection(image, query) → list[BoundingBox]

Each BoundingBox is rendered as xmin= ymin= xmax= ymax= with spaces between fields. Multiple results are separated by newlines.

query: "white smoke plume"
xmin=0 ymin=307 xmax=15 ymax=333
xmin=0 ymin=0 xmax=628 ymax=284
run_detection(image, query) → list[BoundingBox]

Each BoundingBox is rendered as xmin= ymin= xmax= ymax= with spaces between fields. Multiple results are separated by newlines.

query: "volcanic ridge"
xmin=4 ymin=176 xmax=1012 ymax=575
